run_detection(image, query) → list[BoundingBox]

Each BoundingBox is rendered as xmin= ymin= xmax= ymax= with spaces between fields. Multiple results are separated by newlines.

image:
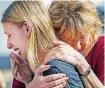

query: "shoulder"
xmin=94 ymin=36 xmax=104 ymax=56
xmin=95 ymin=36 xmax=104 ymax=49
xmin=89 ymin=36 xmax=104 ymax=62
xmin=46 ymin=59 xmax=75 ymax=70
xmin=93 ymin=36 xmax=104 ymax=84
xmin=43 ymin=59 xmax=78 ymax=77
xmin=89 ymin=36 xmax=104 ymax=57
xmin=43 ymin=59 xmax=84 ymax=88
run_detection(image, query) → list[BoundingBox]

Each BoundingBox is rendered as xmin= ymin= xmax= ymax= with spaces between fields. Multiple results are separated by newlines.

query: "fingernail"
xmin=65 ymin=77 xmax=69 ymax=80
xmin=47 ymin=65 xmax=51 ymax=68
xmin=62 ymin=74 xmax=66 ymax=77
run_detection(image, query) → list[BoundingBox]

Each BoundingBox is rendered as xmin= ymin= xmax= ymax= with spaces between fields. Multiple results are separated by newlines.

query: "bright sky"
xmin=0 ymin=0 xmax=104 ymax=56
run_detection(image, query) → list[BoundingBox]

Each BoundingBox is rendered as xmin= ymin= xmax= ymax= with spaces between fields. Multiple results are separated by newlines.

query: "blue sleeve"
xmin=43 ymin=59 xmax=84 ymax=88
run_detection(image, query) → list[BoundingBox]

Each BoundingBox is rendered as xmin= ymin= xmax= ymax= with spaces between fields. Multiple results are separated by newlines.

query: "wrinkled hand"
xmin=10 ymin=52 xmax=33 ymax=84
xmin=43 ymin=41 xmax=89 ymax=74
xmin=27 ymin=64 xmax=68 ymax=88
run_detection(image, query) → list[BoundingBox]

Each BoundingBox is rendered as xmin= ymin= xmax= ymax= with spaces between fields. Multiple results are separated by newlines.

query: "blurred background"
xmin=0 ymin=0 xmax=104 ymax=88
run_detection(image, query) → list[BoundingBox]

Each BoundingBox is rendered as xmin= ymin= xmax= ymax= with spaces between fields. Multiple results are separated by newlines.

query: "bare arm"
xmin=76 ymin=57 xmax=104 ymax=88
xmin=81 ymin=70 xmax=104 ymax=88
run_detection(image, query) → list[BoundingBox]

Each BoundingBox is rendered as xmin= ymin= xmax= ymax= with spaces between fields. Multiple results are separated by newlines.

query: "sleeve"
xmin=95 ymin=46 xmax=104 ymax=84
xmin=95 ymin=36 xmax=104 ymax=84
xmin=43 ymin=59 xmax=84 ymax=88
xmin=12 ymin=78 xmax=25 ymax=88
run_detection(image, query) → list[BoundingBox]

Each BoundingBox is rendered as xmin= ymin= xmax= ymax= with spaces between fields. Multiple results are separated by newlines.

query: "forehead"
xmin=2 ymin=22 xmax=18 ymax=34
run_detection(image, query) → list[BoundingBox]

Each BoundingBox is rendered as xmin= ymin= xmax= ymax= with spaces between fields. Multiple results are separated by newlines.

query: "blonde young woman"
xmin=1 ymin=1 xmax=86 ymax=88
xmin=42 ymin=1 xmax=104 ymax=88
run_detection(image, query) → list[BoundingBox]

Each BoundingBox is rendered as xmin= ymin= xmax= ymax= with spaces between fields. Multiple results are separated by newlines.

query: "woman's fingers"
xmin=52 ymin=41 xmax=67 ymax=47
xmin=12 ymin=65 xmax=18 ymax=77
xmin=43 ymin=46 xmax=68 ymax=64
xmin=10 ymin=53 xmax=21 ymax=78
xmin=11 ymin=52 xmax=23 ymax=64
xmin=32 ymin=64 xmax=68 ymax=88
xmin=44 ymin=74 xmax=67 ymax=82
xmin=52 ymin=82 xmax=67 ymax=88
xmin=46 ymin=76 xmax=68 ymax=88
xmin=35 ymin=64 xmax=51 ymax=75
xmin=44 ymin=40 xmax=84 ymax=66
xmin=10 ymin=53 xmax=21 ymax=70
xmin=10 ymin=54 xmax=16 ymax=70
xmin=52 ymin=41 xmax=75 ymax=53
xmin=52 ymin=41 xmax=74 ymax=51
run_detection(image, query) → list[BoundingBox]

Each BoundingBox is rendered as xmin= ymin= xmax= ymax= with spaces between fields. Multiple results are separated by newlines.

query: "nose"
xmin=7 ymin=38 xmax=13 ymax=49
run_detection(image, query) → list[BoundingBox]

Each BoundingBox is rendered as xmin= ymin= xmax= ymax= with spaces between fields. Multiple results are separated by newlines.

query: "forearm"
xmin=76 ymin=55 xmax=104 ymax=88
xmin=81 ymin=70 xmax=104 ymax=88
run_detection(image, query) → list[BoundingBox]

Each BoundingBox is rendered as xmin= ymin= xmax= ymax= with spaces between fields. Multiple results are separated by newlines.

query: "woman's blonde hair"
xmin=1 ymin=1 xmax=57 ymax=71
xmin=49 ymin=0 xmax=103 ymax=47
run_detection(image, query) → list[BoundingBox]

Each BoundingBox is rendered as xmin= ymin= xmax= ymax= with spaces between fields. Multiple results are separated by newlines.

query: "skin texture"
xmin=2 ymin=1 xmax=103 ymax=87
xmin=26 ymin=65 xmax=68 ymax=88
xmin=43 ymin=41 xmax=90 ymax=74
xmin=10 ymin=52 xmax=33 ymax=84
xmin=3 ymin=22 xmax=34 ymax=84
xmin=3 ymin=22 xmax=68 ymax=88
xmin=3 ymin=22 xmax=29 ymax=59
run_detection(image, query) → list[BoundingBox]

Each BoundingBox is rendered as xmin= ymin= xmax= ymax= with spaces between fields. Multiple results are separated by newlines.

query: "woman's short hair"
xmin=49 ymin=0 xmax=103 ymax=41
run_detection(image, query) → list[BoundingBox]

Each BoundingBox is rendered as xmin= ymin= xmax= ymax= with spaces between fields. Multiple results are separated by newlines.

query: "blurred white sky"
xmin=0 ymin=0 xmax=104 ymax=55
xmin=0 ymin=1 xmax=13 ymax=56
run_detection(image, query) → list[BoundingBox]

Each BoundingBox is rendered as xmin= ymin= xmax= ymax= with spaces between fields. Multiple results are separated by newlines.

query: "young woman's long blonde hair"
xmin=1 ymin=1 xmax=57 ymax=71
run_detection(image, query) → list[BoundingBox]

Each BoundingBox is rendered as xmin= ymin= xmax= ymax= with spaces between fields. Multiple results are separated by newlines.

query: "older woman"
xmin=44 ymin=1 xmax=104 ymax=88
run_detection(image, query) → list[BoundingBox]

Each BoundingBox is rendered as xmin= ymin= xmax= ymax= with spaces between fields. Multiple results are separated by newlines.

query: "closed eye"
xmin=8 ymin=34 xmax=11 ymax=37
xmin=80 ymin=36 xmax=85 ymax=39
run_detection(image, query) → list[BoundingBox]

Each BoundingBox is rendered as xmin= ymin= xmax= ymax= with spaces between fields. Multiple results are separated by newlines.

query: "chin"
xmin=19 ymin=50 xmax=26 ymax=59
xmin=22 ymin=54 xmax=27 ymax=60
xmin=19 ymin=53 xmax=26 ymax=60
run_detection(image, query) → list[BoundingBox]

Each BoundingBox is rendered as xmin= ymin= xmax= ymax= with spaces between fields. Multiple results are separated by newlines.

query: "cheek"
xmin=20 ymin=41 xmax=28 ymax=58
xmin=80 ymin=39 xmax=88 ymax=51
xmin=80 ymin=39 xmax=86 ymax=45
xmin=9 ymin=37 xmax=17 ymax=46
xmin=71 ymin=42 xmax=81 ymax=51
xmin=19 ymin=47 xmax=27 ymax=60
xmin=59 ymin=30 xmax=70 ymax=42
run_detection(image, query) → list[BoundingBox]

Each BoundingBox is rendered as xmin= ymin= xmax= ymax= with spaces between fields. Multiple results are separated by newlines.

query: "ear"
xmin=22 ymin=21 xmax=32 ymax=37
